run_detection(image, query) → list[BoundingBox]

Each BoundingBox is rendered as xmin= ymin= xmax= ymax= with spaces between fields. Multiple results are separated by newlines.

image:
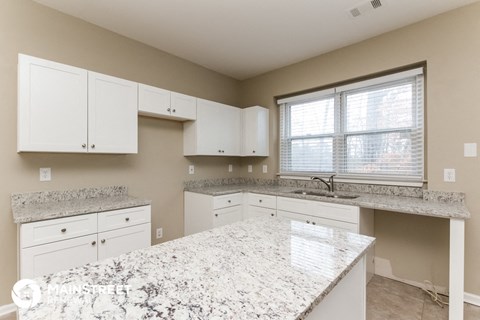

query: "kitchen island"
xmin=18 ymin=217 xmax=374 ymax=319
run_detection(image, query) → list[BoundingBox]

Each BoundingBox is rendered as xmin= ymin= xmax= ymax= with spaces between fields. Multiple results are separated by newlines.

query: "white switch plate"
xmin=156 ymin=228 xmax=163 ymax=239
xmin=188 ymin=165 xmax=195 ymax=174
xmin=464 ymin=143 xmax=477 ymax=157
xmin=228 ymin=164 xmax=233 ymax=172
xmin=248 ymin=165 xmax=253 ymax=173
xmin=444 ymin=168 xmax=456 ymax=182
xmin=262 ymin=165 xmax=268 ymax=173
xmin=39 ymin=168 xmax=51 ymax=181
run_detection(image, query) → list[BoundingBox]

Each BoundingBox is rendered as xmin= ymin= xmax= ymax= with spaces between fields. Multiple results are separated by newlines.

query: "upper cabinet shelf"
xmin=138 ymin=84 xmax=196 ymax=121
xmin=17 ymin=54 xmax=138 ymax=154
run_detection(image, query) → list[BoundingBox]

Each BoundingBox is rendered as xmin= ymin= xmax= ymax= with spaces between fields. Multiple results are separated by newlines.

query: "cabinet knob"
xmin=218 ymin=149 xmax=222 ymax=153
xmin=222 ymin=150 xmax=225 ymax=153
xmin=82 ymin=144 xmax=86 ymax=148
xmin=306 ymin=220 xmax=310 ymax=224
xmin=167 ymin=108 xmax=171 ymax=112
xmin=312 ymin=222 xmax=316 ymax=225
xmin=125 ymin=217 xmax=130 ymax=222
xmin=270 ymin=213 xmax=274 ymax=217
xmin=91 ymin=144 xmax=95 ymax=149
xmin=101 ymin=239 xmax=106 ymax=244
xmin=61 ymin=228 xmax=67 ymax=233
xmin=215 ymin=214 xmax=218 ymax=217
xmin=172 ymin=109 xmax=176 ymax=113
xmin=91 ymin=241 xmax=96 ymax=246
xmin=253 ymin=150 xmax=256 ymax=153
xmin=259 ymin=199 xmax=262 ymax=203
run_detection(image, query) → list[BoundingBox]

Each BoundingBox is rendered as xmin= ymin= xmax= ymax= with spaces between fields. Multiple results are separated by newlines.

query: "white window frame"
xmin=278 ymin=68 xmax=425 ymax=186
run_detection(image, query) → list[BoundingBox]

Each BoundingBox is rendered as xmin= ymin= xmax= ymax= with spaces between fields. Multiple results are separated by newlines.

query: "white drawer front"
xmin=20 ymin=234 xmax=98 ymax=279
xmin=98 ymin=223 xmax=151 ymax=260
xmin=277 ymin=197 xmax=312 ymax=215
xmin=213 ymin=206 xmax=243 ymax=228
xmin=213 ymin=193 xmax=243 ymax=209
xmin=98 ymin=205 xmax=151 ymax=232
xmin=21 ymin=214 xmax=97 ymax=248
xmin=247 ymin=193 xmax=277 ymax=209
xmin=311 ymin=202 xmax=359 ymax=224
xmin=315 ymin=217 xmax=358 ymax=233
xmin=245 ymin=206 xmax=276 ymax=219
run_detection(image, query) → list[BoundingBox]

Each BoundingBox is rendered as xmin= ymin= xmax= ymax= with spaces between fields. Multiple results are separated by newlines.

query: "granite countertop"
xmin=184 ymin=184 xmax=470 ymax=220
xmin=19 ymin=217 xmax=375 ymax=320
xmin=12 ymin=186 xmax=151 ymax=223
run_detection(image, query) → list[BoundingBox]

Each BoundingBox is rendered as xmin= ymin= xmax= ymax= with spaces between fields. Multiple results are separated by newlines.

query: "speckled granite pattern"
xmin=12 ymin=186 xmax=151 ymax=223
xmin=423 ymin=190 xmax=465 ymax=203
xmin=184 ymin=184 xmax=470 ymax=219
xmin=19 ymin=217 xmax=375 ymax=320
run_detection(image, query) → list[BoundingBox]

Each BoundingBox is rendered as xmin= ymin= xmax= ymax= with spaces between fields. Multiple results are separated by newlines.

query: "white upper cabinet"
xmin=242 ymin=106 xmax=269 ymax=157
xmin=88 ymin=72 xmax=138 ymax=154
xmin=138 ymin=83 xmax=196 ymax=121
xmin=17 ymin=54 xmax=138 ymax=154
xmin=183 ymin=98 xmax=241 ymax=156
xmin=17 ymin=54 xmax=88 ymax=152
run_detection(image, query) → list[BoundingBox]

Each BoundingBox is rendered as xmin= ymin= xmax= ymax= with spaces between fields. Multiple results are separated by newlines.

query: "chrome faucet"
xmin=311 ymin=175 xmax=336 ymax=192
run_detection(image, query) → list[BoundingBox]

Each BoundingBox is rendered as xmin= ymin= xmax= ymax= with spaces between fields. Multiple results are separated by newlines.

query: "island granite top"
xmin=184 ymin=184 xmax=470 ymax=220
xmin=19 ymin=217 xmax=375 ymax=320
xmin=12 ymin=186 xmax=151 ymax=223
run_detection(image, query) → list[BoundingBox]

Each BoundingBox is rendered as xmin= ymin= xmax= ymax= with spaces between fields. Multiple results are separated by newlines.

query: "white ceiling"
xmin=33 ymin=0 xmax=479 ymax=80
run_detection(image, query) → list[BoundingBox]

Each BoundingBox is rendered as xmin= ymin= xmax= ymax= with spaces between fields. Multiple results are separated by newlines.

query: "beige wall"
xmin=0 ymin=0 xmax=241 ymax=305
xmin=240 ymin=3 xmax=480 ymax=295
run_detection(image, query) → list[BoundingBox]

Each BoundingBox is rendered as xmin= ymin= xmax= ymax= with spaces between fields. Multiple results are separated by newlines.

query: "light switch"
xmin=39 ymin=168 xmax=51 ymax=181
xmin=262 ymin=165 xmax=268 ymax=173
xmin=228 ymin=164 xmax=233 ymax=172
xmin=444 ymin=168 xmax=455 ymax=182
xmin=464 ymin=143 xmax=477 ymax=157
xmin=248 ymin=165 xmax=253 ymax=173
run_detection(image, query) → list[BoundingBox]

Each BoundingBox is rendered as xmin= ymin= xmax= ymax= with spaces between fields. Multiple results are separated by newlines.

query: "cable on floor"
xmin=422 ymin=280 xmax=449 ymax=308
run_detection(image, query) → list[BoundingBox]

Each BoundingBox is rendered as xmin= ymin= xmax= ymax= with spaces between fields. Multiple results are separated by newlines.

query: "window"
xmin=278 ymin=68 xmax=424 ymax=184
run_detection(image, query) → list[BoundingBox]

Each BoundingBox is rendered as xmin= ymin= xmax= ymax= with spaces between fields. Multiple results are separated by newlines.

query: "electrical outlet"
xmin=248 ymin=165 xmax=253 ymax=173
xmin=156 ymin=228 xmax=163 ymax=239
xmin=228 ymin=164 xmax=233 ymax=172
xmin=39 ymin=168 xmax=51 ymax=181
xmin=464 ymin=143 xmax=477 ymax=157
xmin=262 ymin=165 xmax=268 ymax=173
xmin=444 ymin=168 xmax=456 ymax=182
xmin=188 ymin=165 xmax=195 ymax=175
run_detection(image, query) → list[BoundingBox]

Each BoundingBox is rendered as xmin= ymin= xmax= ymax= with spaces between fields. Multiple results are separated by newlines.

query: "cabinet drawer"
xmin=247 ymin=193 xmax=276 ymax=209
xmin=20 ymin=234 xmax=98 ymax=279
xmin=20 ymin=214 xmax=97 ymax=248
xmin=98 ymin=223 xmax=151 ymax=260
xmin=245 ymin=206 xmax=276 ymax=219
xmin=315 ymin=217 xmax=358 ymax=233
xmin=98 ymin=205 xmax=151 ymax=232
xmin=311 ymin=202 xmax=359 ymax=224
xmin=277 ymin=197 xmax=312 ymax=215
xmin=213 ymin=193 xmax=243 ymax=209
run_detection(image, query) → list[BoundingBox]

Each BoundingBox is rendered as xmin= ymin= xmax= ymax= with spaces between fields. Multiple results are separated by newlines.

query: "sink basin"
xmin=291 ymin=190 xmax=359 ymax=199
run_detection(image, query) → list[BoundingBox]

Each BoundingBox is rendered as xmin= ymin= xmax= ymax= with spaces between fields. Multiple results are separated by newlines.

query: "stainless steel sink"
xmin=291 ymin=190 xmax=359 ymax=199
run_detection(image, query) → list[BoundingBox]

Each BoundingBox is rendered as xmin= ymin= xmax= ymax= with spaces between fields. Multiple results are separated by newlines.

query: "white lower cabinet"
xmin=184 ymin=192 xmax=243 ymax=235
xmin=19 ymin=205 xmax=151 ymax=279
xmin=244 ymin=193 xmax=276 ymax=219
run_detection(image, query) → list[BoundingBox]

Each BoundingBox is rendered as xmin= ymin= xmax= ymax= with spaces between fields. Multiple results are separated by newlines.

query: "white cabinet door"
xmin=171 ymin=92 xmax=196 ymax=120
xmin=98 ymin=223 xmax=151 ymax=261
xmin=213 ymin=206 xmax=243 ymax=228
xmin=20 ymin=234 xmax=98 ymax=279
xmin=138 ymin=83 xmax=171 ymax=118
xmin=245 ymin=206 xmax=276 ymax=219
xmin=184 ymin=98 xmax=241 ymax=156
xmin=88 ymin=72 xmax=138 ymax=154
xmin=242 ymin=106 xmax=269 ymax=157
xmin=17 ymin=54 xmax=88 ymax=152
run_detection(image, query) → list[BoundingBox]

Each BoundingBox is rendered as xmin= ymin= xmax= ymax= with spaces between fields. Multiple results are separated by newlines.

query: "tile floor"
xmin=367 ymin=275 xmax=480 ymax=320
xmin=1 ymin=275 xmax=479 ymax=319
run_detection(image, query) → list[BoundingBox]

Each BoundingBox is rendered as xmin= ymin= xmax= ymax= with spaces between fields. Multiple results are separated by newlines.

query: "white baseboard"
xmin=0 ymin=303 xmax=16 ymax=318
xmin=465 ymin=292 xmax=480 ymax=307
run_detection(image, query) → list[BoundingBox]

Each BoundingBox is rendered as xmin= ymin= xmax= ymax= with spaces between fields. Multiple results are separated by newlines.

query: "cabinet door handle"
xmin=215 ymin=214 xmax=218 ymax=217
xmin=270 ymin=213 xmax=274 ymax=217
xmin=91 ymin=144 xmax=95 ymax=149
xmin=125 ymin=217 xmax=130 ymax=222
xmin=101 ymin=239 xmax=106 ymax=244
xmin=227 ymin=200 xmax=231 ymax=203
xmin=91 ymin=241 xmax=96 ymax=246
xmin=218 ymin=149 xmax=222 ymax=153
xmin=172 ymin=109 xmax=176 ymax=113
xmin=61 ymin=228 xmax=67 ymax=233
xmin=312 ymin=222 xmax=316 ymax=225
xmin=259 ymin=199 xmax=262 ymax=203
xmin=253 ymin=150 xmax=256 ymax=153
xmin=167 ymin=108 xmax=171 ymax=112
xmin=306 ymin=220 xmax=310 ymax=224
xmin=82 ymin=144 xmax=86 ymax=148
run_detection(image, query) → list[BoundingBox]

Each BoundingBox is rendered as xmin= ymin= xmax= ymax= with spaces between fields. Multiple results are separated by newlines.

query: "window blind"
xmin=279 ymin=69 xmax=424 ymax=183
